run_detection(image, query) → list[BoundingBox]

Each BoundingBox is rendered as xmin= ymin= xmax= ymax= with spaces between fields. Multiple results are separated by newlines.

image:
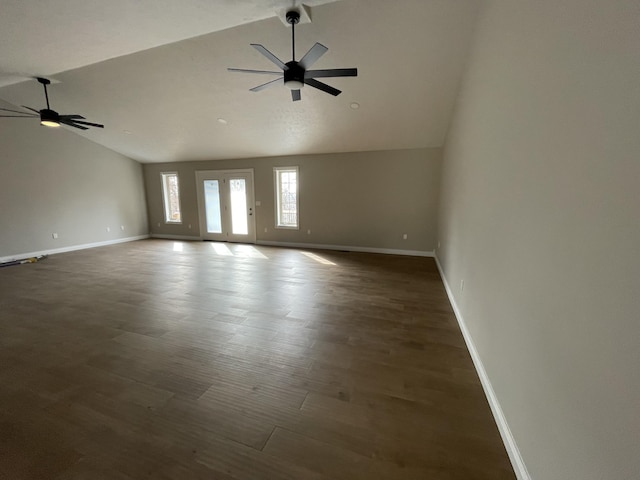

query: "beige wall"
xmin=0 ymin=120 xmax=148 ymax=259
xmin=144 ymin=148 xmax=441 ymax=253
xmin=437 ymin=1 xmax=639 ymax=479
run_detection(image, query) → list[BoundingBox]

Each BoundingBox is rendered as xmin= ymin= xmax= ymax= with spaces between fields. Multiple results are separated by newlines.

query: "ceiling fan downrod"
xmin=37 ymin=77 xmax=52 ymax=110
xmin=286 ymin=10 xmax=301 ymax=61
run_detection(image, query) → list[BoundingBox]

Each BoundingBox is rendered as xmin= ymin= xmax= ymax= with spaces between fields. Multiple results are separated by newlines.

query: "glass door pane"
xmin=204 ymin=180 xmax=222 ymax=233
xmin=229 ymin=178 xmax=248 ymax=235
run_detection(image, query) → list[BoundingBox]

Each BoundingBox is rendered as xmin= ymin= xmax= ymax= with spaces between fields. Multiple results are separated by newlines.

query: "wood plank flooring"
xmin=0 ymin=240 xmax=515 ymax=479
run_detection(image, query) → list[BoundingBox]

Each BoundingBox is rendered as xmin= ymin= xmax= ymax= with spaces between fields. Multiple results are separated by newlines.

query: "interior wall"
xmin=0 ymin=121 xmax=148 ymax=259
xmin=143 ymin=148 xmax=441 ymax=253
xmin=437 ymin=1 xmax=639 ymax=479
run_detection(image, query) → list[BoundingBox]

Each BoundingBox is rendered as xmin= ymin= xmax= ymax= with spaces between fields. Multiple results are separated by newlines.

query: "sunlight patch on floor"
xmin=208 ymin=242 xmax=268 ymax=259
xmin=211 ymin=243 xmax=233 ymax=256
xmin=300 ymin=251 xmax=336 ymax=266
xmin=233 ymin=245 xmax=268 ymax=259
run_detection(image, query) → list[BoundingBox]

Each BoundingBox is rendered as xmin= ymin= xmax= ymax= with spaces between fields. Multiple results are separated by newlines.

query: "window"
xmin=161 ymin=172 xmax=182 ymax=223
xmin=274 ymin=166 xmax=298 ymax=229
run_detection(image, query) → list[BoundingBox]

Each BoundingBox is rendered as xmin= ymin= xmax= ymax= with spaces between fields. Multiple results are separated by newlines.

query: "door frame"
xmin=195 ymin=169 xmax=256 ymax=244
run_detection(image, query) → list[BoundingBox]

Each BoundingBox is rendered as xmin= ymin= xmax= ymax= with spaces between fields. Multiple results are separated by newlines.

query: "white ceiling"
xmin=0 ymin=0 xmax=479 ymax=163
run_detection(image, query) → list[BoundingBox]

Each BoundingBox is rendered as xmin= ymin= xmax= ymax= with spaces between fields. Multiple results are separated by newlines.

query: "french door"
xmin=195 ymin=169 xmax=256 ymax=243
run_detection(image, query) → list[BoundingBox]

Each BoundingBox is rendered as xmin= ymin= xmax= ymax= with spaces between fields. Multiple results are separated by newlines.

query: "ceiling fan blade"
xmin=305 ymin=68 xmax=358 ymax=79
xmin=250 ymin=77 xmax=284 ymax=92
xmin=304 ymin=78 xmax=341 ymax=96
xmin=299 ymin=43 xmax=328 ymax=69
xmin=228 ymin=68 xmax=283 ymax=75
xmin=21 ymin=105 xmax=41 ymax=114
xmin=0 ymin=107 xmax=37 ymax=115
xmin=291 ymin=89 xmax=301 ymax=102
xmin=68 ymin=119 xmax=104 ymax=128
xmin=251 ymin=44 xmax=287 ymax=70
xmin=59 ymin=114 xmax=85 ymax=120
xmin=60 ymin=119 xmax=89 ymax=130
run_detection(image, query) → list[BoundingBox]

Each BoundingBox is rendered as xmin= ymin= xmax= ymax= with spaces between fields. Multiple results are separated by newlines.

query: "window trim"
xmin=274 ymin=166 xmax=299 ymax=230
xmin=160 ymin=171 xmax=182 ymax=224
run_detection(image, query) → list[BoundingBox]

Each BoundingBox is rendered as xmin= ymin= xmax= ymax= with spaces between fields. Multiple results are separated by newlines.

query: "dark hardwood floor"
xmin=0 ymin=239 xmax=515 ymax=479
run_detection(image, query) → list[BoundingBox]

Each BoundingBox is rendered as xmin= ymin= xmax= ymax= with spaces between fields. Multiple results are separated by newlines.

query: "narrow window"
xmin=161 ymin=172 xmax=182 ymax=223
xmin=274 ymin=166 xmax=299 ymax=229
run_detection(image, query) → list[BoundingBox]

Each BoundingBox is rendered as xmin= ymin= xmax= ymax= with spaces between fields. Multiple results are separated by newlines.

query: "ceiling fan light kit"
xmin=228 ymin=9 xmax=358 ymax=102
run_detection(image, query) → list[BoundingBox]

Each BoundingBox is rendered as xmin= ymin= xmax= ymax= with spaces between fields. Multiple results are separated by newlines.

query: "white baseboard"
xmin=257 ymin=240 xmax=434 ymax=257
xmin=150 ymin=234 xmax=202 ymax=241
xmin=434 ymin=255 xmax=530 ymax=480
xmin=146 ymin=236 xmax=434 ymax=257
xmin=0 ymin=235 xmax=149 ymax=264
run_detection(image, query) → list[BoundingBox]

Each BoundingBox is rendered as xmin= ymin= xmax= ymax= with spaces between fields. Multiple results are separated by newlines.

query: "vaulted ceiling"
xmin=0 ymin=0 xmax=479 ymax=163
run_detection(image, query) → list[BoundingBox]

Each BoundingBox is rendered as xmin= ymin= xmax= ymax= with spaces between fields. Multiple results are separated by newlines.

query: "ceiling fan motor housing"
xmin=40 ymin=108 xmax=60 ymax=126
xmin=284 ymin=61 xmax=305 ymax=89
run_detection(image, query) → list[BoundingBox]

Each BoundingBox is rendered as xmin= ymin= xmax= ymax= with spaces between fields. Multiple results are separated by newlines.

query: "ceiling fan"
xmin=0 ymin=77 xmax=104 ymax=130
xmin=228 ymin=10 xmax=357 ymax=102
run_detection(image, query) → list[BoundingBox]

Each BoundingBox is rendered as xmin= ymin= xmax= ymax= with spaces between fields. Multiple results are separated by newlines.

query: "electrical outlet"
xmin=106 ymin=227 xmax=110 ymax=233
xmin=52 ymin=233 xmax=58 ymax=239
xmin=307 ymin=229 xmax=311 ymax=235
xmin=188 ymin=224 xmax=192 ymax=229
xmin=157 ymin=222 xmax=161 ymax=227
xmin=402 ymin=233 xmax=408 ymax=240
xmin=256 ymin=201 xmax=261 ymax=206
xmin=120 ymin=225 xmax=125 ymax=231
xmin=460 ymin=279 xmax=465 ymax=292
xmin=264 ymin=227 xmax=268 ymax=233
xmin=438 ymin=241 xmax=441 ymax=248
